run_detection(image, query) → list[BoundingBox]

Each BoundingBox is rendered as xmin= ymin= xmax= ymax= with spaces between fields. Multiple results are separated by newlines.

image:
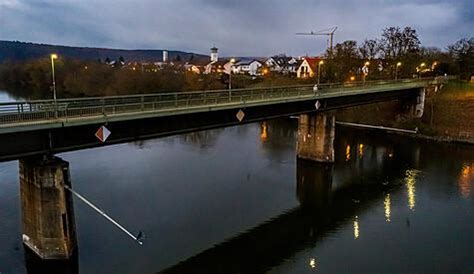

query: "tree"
xmin=448 ymin=38 xmax=474 ymax=79
xmin=325 ymin=40 xmax=361 ymax=82
xmin=379 ymin=26 xmax=420 ymax=59
xmin=359 ymin=39 xmax=379 ymax=60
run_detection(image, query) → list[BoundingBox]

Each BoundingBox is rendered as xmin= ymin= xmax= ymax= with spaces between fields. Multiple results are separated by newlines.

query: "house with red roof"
xmin=296 ymin=57 xmax=323 ymax=78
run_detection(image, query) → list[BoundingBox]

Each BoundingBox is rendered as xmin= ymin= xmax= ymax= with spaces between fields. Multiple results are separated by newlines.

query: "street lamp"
xmin=317 ymin=60 xmax=324 ymax=86
xmin=395 ymin=62 xmax=402 ymax=80
xmin=418 ymin=62 xmax=426 ymax=78
xmin=362 ymin=61 xmax=370 ymax=85
xmin=50 ymin=54 xmax=58 ymax=102
xmin=229 ymin=58 xmax=236 ymax=101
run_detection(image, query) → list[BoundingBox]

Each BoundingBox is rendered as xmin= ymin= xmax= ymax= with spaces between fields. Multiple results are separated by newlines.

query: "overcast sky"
xmin=0 ymin=0 xmax=472 ymax=57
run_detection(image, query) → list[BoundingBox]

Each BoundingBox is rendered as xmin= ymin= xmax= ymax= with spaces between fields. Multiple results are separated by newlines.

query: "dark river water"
xmin=0 ymin=117 xmax=473 ymax=274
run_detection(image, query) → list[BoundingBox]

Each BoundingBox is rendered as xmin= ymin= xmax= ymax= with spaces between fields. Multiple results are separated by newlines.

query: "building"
xmin=163 ymin=50 xmax=169 ymax=63
xmin=265 ymin=56 xmax=298 ymax=74
xmin=204 ymin=46 xmax=222 ymax=74
xmin=296 ymin=57 xmax=323 ymax=78
xmin=232 ymin=59 xmax=263 ymax=75
xmin=210 ymin=46 xmax=218 ymax=62
xmin=184 ymin=63 xmax=201 ymax=74
xmin=204 ymin=59 xmax=231 ymax=74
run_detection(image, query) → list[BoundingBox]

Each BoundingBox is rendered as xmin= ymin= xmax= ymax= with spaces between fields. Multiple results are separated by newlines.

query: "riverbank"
xmin=333 ymin=80 xmax=474 ymax=144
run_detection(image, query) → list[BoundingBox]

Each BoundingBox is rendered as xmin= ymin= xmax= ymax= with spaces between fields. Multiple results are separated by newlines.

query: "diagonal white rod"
xmin=64 ymin=185 xmax=143 ymax=245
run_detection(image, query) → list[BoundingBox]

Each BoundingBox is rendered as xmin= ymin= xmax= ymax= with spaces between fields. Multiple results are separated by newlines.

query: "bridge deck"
xmin=0 ymin=79 xmax=432 ymax=134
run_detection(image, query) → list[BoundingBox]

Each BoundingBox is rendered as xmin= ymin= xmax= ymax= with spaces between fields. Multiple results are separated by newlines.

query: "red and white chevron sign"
xmin=95 ymin=126 xmax=111 ymax=142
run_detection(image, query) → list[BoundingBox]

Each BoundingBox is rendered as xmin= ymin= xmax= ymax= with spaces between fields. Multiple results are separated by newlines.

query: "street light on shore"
xmin=395 ymin=62 xmax=402 ymax=80
xmin=50 ymin=54 xmax=58 ymax=103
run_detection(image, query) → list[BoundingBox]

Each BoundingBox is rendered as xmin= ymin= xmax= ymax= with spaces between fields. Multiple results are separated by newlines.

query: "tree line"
xmin=0 ymin=58 xmax=226 ymax=99
xmin=321 ymin=27 xmax=472 ymax=82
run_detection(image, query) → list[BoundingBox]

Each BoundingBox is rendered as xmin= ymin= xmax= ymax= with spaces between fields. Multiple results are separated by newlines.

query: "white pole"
xmin=64 ymin=185 xmax=143 ymax=245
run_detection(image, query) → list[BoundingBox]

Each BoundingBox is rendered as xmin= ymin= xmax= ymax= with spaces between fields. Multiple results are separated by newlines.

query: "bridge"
xmin=0 ymin=78 xmax=437 ymax=162
xmin=1 ymin=77 xmax=442 ymax=261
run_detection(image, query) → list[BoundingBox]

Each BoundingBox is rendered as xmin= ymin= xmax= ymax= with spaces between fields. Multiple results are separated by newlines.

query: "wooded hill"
xmin=0 ymin=40 xmax=209 ymax=63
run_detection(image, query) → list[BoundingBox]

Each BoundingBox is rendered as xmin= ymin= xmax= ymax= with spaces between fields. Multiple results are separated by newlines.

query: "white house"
xmin=232 ymin=59 xmax=263 ymax=75
xmin=265 ymin=56 xmax=298 ymax=74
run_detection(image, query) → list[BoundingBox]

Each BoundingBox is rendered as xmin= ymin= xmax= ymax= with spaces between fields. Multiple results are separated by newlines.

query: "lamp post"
xmin=50 ymin=53 xmax=59 ymax=118
xmin=229 ymin=58 xmax=235 ymax=102
xmin=395 ymin=62 xmax=402 ymax=80
xmin=50 ymin=54 xmax=58 ymax=102
xmin=317 ymin=60 xmax=324 ymax=86
xmin=418 ymin=62 xmax=426 ymax=78
xmin=362 ymin=61 xmax=370 ymax=85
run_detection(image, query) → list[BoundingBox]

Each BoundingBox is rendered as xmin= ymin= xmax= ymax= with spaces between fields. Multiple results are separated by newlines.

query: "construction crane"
xmin=296 ymin=27 xmax=338 ymax=53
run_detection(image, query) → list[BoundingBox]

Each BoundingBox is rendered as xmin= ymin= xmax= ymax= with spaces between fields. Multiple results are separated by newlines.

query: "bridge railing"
xmin=0 ymin=78 xmax=437 ymax=126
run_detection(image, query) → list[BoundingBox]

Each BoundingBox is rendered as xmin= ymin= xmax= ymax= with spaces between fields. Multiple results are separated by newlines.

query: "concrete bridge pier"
xmin=297 ymin=113 xmax=335 ymax=162
xmin=19 ymin=156 xmax=77 ymax=260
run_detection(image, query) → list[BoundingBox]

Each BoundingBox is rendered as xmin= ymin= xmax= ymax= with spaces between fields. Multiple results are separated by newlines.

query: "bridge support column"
xmin=296 ymin=158 xmax=333 ymax=210
xmin=406 ymin=88 xmax=426 ymax=118
xmin=297 ymin=113 xmax=335 ymax=162
xmin=20 ymin=156 xmax=77 ymax=260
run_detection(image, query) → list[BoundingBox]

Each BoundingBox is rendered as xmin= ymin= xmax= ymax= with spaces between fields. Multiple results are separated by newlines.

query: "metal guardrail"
xmin=0 ymin=78 xmax=439 ymax=127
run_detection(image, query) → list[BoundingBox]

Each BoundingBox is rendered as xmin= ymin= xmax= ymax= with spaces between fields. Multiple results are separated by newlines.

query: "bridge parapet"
xmin=0 ymin=78 xmax=432 ymax=132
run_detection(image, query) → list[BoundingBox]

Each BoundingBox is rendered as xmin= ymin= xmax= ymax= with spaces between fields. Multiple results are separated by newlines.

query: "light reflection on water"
xmin=459 ymin=163 xmax=473 ymax=198
xmin=0 ymin=119 xmax=473 ymax=273
xmin=405 ymin=169 xmax=420 ymax=211
xmin=353 ymin=216 xmax=360 ymax=239
xmin=384 ymin=193 xmax=391 ymax=222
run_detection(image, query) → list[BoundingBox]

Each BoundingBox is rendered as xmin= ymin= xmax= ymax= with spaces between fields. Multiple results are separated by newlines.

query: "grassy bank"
xmin=334 ymin=80 xmax=474 ymax=142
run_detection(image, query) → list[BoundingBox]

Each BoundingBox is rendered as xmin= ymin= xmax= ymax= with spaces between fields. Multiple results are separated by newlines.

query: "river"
xmin=0 ymin=118 xmax=473 ymax=273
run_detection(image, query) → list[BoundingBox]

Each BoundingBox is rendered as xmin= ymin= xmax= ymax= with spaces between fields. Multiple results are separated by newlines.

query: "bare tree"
xmin=359 ymin=39 xmax=379 ymax=60
xmin=448 ymin=38 xmax=474 ymax=79
xmin=379 ymin=27 xmax=420 ymax=59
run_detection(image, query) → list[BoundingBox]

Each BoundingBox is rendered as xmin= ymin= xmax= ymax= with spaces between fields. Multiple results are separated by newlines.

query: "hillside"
xmin=0 ymin=40 xmax=209 ymax=63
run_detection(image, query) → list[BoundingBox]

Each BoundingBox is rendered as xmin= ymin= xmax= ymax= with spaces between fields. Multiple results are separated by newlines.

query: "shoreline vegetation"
xmin=334 ymin=80 xmax=474 ymax=144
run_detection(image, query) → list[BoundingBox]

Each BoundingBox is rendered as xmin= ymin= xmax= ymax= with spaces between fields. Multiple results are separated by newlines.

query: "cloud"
xmin=0 ymin=0 xmax=472 ymax=56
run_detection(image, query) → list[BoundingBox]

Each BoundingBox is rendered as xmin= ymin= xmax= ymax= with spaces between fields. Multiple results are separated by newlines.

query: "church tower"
xmin=210 ymin=46 xmax=218 ymax=62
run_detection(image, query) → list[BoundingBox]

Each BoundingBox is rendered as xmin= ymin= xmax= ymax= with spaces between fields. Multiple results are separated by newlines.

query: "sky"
xmin=0 ymin=0 xmax=472 ymax=57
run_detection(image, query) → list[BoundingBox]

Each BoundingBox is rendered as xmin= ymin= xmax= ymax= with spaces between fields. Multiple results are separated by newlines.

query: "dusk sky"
xmin=0 ymin=0 xmax=472 ymax=57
